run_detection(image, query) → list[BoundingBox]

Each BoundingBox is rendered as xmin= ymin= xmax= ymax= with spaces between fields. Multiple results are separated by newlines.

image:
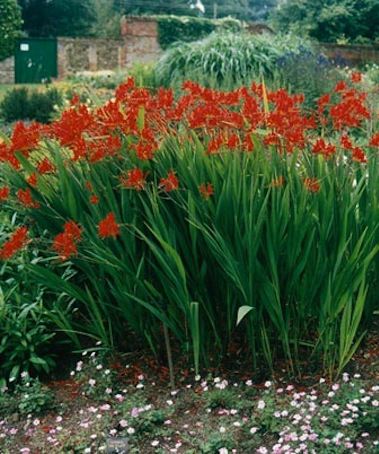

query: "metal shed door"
xmin=15 ymin=38 xmax=58 ymax=84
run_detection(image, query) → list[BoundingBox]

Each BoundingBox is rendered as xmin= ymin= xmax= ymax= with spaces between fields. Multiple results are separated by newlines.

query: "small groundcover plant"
xmin=0 ymin=73 xmax=378 ymax=379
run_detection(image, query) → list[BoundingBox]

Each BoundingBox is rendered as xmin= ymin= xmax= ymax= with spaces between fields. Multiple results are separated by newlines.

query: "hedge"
xmin=156 ymin=15 xmax=243 ymax=49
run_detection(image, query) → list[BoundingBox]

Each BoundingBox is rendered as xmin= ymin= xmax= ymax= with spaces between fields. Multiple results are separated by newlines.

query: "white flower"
xmin=214 ymin=377 xmax=221 ymax=383
xmin=151 ymin=440 xmax=159 ymax=447
xmin=96 ymin=364 xmax=103 ymax=370
xmin=105 ymin=388 xmax=112 ymax=394
xmin=264 ymin=381 xmax=272 ymax=388
xmin=245 ymin=379 xmax=253 ymax=386
xmin=372 ymin=400 xmax=379 ymax=407
xmin=119 ymin=419 xmax=128 ymax=428
xmin=219 ymin=449 xmax=229 ymax=454
xmin=332 ymin=384 xmax=340 ymax=391
xmin=33 ymin=419 xmax=40 ymax=426
xmin=250 ymin=427 xmax=258 ymax=434
xmin=257 ymin=400 xmax=266 ymax=410
xmin=138 ymin=374 xmax=144 ymax=381
xmin=219 ymin=426 xmax=226 ymax=433
xmin=166 ymin=400 xmax=174 ymax=406
xmin=136 ymin=383 xmax=144 ymax=389
xmin=127 ymin=427 xmax=135 ymax=435
xmin=88 ymin=379 xmax=96 ymax=386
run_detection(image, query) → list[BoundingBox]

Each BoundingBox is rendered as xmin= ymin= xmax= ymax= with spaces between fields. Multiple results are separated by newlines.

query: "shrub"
xmin=0 ymin=87 xmax=63 ymax=123
xmin=155 ymin=32 xmax=322 ymax=91
xmin=156 ymin=15 xmax=243 ymax=49
xmin=0 ymin=0 xmax=22 ymax=61
xmin=1 ymin=77 xmax=378 ymax=380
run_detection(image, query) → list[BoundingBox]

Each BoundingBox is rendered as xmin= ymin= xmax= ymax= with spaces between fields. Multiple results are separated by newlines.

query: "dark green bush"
xmin=0 ymin=87 xmax=63 ymax=123
xmin=156 ymin=15 xmax=243 ymax=49
xmin=0 ymin=0 xmax=22 ymax=61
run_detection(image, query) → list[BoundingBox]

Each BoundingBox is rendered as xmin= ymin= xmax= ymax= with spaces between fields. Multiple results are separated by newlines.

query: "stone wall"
xmin=57 ymin=38 xmax=126 ymax=78
xmin=0 ymin=57 xmax=15 ymax=84
xmin=320 ymin=43 xmax=379 ymax=66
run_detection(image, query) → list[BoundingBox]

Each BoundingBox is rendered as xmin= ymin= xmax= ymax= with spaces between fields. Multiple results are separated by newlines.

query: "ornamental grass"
xmin=0 ymin=75 xmax=378 ymax=379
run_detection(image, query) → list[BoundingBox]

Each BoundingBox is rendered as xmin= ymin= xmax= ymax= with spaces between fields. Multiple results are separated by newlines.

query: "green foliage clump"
xmin=0 ymin=86 xmax=62 ymax=123
xmin=0 ymin=374 xmax=55 ymax=416
xmin=270 ymin=0 xmax=379 ymax=44
xmin=156 ymin=15 xmax=242 ymax=49
xmin=0 ymin=0 xmax=22 ymax=61
xmin=155 ymin=32 xmax=315 ymax=90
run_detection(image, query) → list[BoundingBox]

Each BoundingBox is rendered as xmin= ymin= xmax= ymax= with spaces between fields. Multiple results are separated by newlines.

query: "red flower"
xmin=312 ymin=138 xmax=336 ymax=158
xmin=351 ymin=147 xmax=367 ymax=163
xmin=351 ymin=72 xmax=362 ymax=83
xmin=0 ymin=186 xmax=10 ymax=201
xmin=27 ymin=173 xmax=38 ymax=187
xmin=335 ymin=80 xmax=348 ymax=92
xmin=98 ymin=212 xmax=120 ymax=239
xmin=340 ymin=134 xmax=353 ymax=150
xmin=199 ymin=183 xmax=214 ymax=199
xmin=121 ymin=168 xmax=146 ymax=191
xmin=90 ymin=195 xmax=99 ymax=205
xmin=37 ymin=158 xmax=55 ymax=174
xmin=304 ymin=178 xmax=320 ymax=193
xmin=159 ymin=171 xmax=179 ymax=192
xmin=64 ymin=221 xmax=82 ymax=241
xmin=369 ymin=133 xmax=379 ymax=147
xmin=17 ymin=188 xmax=40 ymax=208
xmin=52 ymin=221 xmax=82 ymax=261
xmin=271 ymin=176 xmax=285 ymax=188
xmin=0 ymin=226 xmax=29 ymax=260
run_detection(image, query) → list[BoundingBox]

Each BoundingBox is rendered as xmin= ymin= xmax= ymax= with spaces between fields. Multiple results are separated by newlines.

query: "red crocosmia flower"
xmin=351 ymin=72 xmax=362 ymax=83
xmin=53 ymin=233 xmax=79 ymax=261
xmin=121 ymin=168 xmax=146 ymax=191
xmin=0 ymin=226 xmax=29 ymax=260
xmin=159 ymin=171 xmax=179 ymax=192
xmin=304 ymin=178 xmax=320 ymax=193
xmin=199 ymin=183 xmax=214 ymax=199
xmin=335 ymin=80 xmax=348 ymax=92
xmin=85 ymin=181 xmax=93 ymax=192
xmin=37 ymin=158 xmax=55 ymax=174
xmin=340 ymin=134 xmax=353 ymax=150
xmin=90 ymin=195 xmax=99 ymax=205
xmin=351 ymin=147 xmax=367 ymax=163
xmin=27 ymin=173 xmax=38 ymax=187
xmin=271 ymin=176 xmax=285 ymax=188
xmin=227 ymin=134 xmax=239 ymax=149
xmin=17 ymin=188 xmax=40 ymax=208
xmin=64 ymin=221 xmax=82 ymax=241
xmin=98 ymin=212 xmax=120 ymax=239
xmin=0 ymin=186 xmax=10 ymax=201
xmin=369 ymin=133 xmax=379 ymax=147
xmin=52 ymin=221 xmax=82 ymax=261
xmin=312 ymin=138 xmax=336 ymax=158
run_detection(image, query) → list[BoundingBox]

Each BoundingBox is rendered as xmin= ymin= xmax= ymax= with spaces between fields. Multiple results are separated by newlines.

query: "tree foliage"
xmin=270 ymin=0 xmax=379 ymax=43
xmin=123 ymin=0 xmax=277 ymax=20
xmin=18 ymin=0 xmax=96 ymax=37
xmin=0 ymin=0 xmax=22 ymax=61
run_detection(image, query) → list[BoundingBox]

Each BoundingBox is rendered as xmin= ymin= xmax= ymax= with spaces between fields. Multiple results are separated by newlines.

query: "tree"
xmin=122 ymin=0 xmax=271 ymax=20
xmin=270 ymin=0 xmax=379 ymax=43
xmin=0 ymin=0 xmax=22 ymax=61
xmin=18 ymin=0 xmax=96 ymax=37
